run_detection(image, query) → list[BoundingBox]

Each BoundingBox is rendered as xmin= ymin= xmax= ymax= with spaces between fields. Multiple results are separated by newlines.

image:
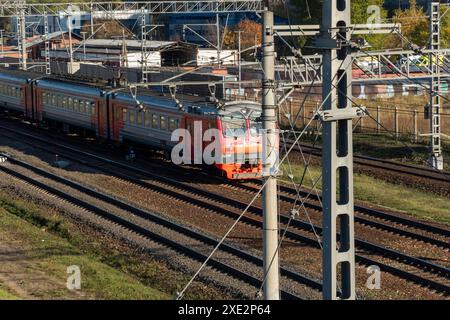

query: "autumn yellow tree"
xmin=222 ymin=19 xmax=262 ymax=58
xmin=391 ymin=0 xmax=428 ymax=48
xmin=235 ymin=19 xmax=262 ymax=49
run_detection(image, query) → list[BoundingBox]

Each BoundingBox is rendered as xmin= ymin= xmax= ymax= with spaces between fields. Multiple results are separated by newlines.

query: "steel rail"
xmin=285 ymin=140 xmax=450 ymax=184
xmin=0 ymin=157 xmax=306 ymax=300
xmin=0 ymin=124 xmax=448 ymax=294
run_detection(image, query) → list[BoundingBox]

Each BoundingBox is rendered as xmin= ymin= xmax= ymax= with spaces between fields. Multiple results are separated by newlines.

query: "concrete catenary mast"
xmin=261 ymin=9 xmax=280 ymax=300
xmin=316 ymin=0 xmax=356 ymax=300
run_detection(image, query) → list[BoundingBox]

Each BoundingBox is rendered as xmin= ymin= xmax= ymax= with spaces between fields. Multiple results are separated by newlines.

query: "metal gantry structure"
xmin=0 ymin=0 xmax=264 ymax=73
xmin=0 ymin=1 xmax=264 ymax=16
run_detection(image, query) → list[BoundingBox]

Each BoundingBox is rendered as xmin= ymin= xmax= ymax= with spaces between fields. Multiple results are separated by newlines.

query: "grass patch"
xmin=0 ymin=285 xmax=18 ymax=300
xmin=353 ymin=134 xmax=450 ymax=170
xmin=295 ymin=133 xmax=450 ymax=170
xmin=0 ymin=204 xmax=169 ymax=299
xmin=281 ymin=162 xmax=450 ymax=225
xmin=0 ymin=190 xmax=227 ymax=300
xmin=0 ymin=196 xmax=71 ymax=240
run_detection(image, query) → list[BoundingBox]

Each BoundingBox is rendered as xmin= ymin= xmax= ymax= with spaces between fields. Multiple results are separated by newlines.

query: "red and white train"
xmin=0 ymin=69 xmax=263 ymax=179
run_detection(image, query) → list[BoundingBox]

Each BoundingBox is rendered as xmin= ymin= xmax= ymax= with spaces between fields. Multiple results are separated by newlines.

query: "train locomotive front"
xmin=215 ymin=101 xmax=263 ymax=180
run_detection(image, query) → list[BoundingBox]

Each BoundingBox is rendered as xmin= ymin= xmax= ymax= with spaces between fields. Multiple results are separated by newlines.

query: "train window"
xmin=122 ymin=108 xmax=128 ymax=122
xmin=129 ymin=111 xmax=136 ymax=124
xmin=51 ymin=94 xmax=57 ymax=106
xmin=19 ymin=88 xmax=24 ymax=99
xmin=79 ymin=101 xmax=86 ymax=113
xmin=72 ymin=99 xmax=78 ymax=111
xmin=91 ymin=103 xmax=96 ymax=115
xmin=76 ymin=100 xmax=81 ymax=112
xmin=169 ymin=118 xmax=179 ymax=131
xmin=62 ymin=97 xmax=68 ymax=109
xmin=42 ymin=93 xmax=47 ymax=104
xmin=144 ymin=111 xmax=150 ymax=126
xmin=152 ymin=114 xmax=158 ymax=128
xmin=68 ymin=97 xmax=73 ymax=110
xmin=15 ymin=88 xmax=20 ymax=98
xmin=160 ymin=116 xmax=167 ymax=130
xmin=57 ymin=95 xmax=62 ymax=108
xmin=137 ymin=111 xmax=143 ymax=125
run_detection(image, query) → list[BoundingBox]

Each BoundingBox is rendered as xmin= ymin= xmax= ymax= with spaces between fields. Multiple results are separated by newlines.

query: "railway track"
xmin=284 ymin=140 xmax=450 ymax=185
xmin=238 ymin=181 xmax=450 ymax=247
xmin=0 ymin=154 xmax=317 ymax=300
xmin=0 ymin=123 xmax=449 ymax=296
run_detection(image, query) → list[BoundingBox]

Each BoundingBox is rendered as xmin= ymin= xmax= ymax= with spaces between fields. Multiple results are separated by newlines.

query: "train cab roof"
xmin=218 ymin=101 xmax=262 ymax=117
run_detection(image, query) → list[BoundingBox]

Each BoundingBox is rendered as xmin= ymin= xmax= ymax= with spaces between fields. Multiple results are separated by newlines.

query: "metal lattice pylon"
xmin=44 ymin=10 xmax=51 ymax=75
xmin=428 ymin=2 xmax=443 ymax=170
xmin=141 ymin=8 xmax=148 ymax=83
xmin=16 ymin=8 xmax=27 ymax=70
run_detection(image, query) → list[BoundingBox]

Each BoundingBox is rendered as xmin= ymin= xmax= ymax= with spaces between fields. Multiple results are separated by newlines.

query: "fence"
xmin=225 ymin=91 xmax=450 ymax=141
xmin=277 ymin=100 xmax=450 ymax=141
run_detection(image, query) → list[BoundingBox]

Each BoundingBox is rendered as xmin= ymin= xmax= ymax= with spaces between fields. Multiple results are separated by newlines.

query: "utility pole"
xmin=0 ymin=29 xmax=4 ymax=59
xmin=315 ymin=0 xmax=356 ymax=299
xmin=141 ymin=8 xmax=148 ymax=83
xmin=235 ymin=30 xmax=242 ymax=95
xmin=216 ymin=13 xmax=221 ymax=66
xmin=261 ymin=9 xmax=280 ymax=301
xmin=427 ymin=2 xmax=443 ymax=170
xmin=44 ymin=10 xmax=51 ymax=75
xmin=67 ymin=14 xmax=74 ymax=74
xmin=81 ymin=31 xmax=87 ymax=60
xmin=17 ymin=7 xmax=27 ymax=70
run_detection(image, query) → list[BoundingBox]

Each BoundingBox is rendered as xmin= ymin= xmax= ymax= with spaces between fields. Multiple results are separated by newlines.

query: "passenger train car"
xmin=0 ymin=69 xmax=263 ymax=179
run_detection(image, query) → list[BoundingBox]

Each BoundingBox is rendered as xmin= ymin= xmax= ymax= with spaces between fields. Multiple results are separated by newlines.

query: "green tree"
xmin=440 ymin=6 xmax=450 ymax=48
xmin=289 ymin=0 xmax=389 ymax=49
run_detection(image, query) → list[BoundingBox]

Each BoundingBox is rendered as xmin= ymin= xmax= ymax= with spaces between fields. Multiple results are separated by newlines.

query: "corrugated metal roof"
xmin=82 ymin=39 xmax=189 ymax=50
xmin=12 ymin=31 xmax=80 ymax=49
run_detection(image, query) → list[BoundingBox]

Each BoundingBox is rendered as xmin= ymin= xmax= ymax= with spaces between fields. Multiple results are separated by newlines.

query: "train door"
xmin=184 ymin=116 xmax=194 ymax=163
xmin=24 ymin=84 xmax=33 ymax=119
xmin=96 ymin=98 xmax=109 ymax=139
xmin=109 ymin=100 xmax=124 ymax=143
xmin=32 ymin=86 xmax=43 ymax=123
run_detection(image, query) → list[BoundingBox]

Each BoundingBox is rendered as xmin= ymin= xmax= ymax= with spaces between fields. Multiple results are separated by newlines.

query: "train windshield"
xmin=249 ymin=112 xmax=262 ymax=136
xmin=221 ymin=112 xmax=247 ymax=137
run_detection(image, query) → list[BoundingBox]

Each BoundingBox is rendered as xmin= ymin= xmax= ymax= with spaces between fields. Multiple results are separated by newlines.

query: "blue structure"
xmin=384 ymin=0 xmax=434 ymax=10
xmin=167 ymin=12 xmax=288 ymax=47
